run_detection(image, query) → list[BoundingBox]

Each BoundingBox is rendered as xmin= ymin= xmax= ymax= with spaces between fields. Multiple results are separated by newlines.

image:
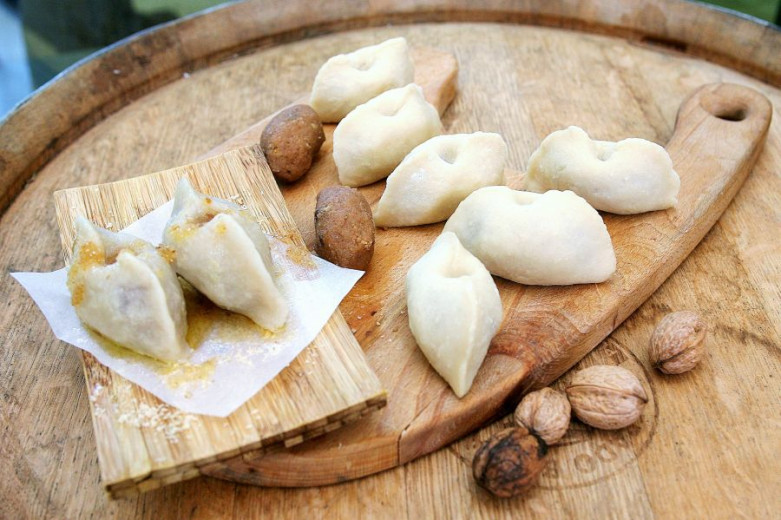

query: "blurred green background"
xmin=12 ymin=0 xmax=781 ymax=87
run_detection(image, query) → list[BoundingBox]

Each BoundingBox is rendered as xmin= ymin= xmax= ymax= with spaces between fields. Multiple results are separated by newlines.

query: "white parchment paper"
xmin=12 ymin=201 xmax=363 ymax=417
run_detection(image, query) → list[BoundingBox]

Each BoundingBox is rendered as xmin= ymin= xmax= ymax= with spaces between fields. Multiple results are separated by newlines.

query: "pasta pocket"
xmin=310 ymin=37 xmax=414 ymax=122
xmin=444 ymin=187 xmax=616 ymax=285
xmin=525 ymin=126 xmax=680 ymax=214
xmin=163 ymin=178 xmax=288 ymax=331
xmin=66 ymin=217 xmax=189 ymax=361
xmin=406 ymin=232 xmax=503 ymax=398
xmin=374 ymin=132 xmax=508 ymax=227
xmin=333 ymin=83 xmax=441 ymax=187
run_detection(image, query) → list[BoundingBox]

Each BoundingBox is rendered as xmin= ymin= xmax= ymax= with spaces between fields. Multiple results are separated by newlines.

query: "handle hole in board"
xmin=700 ymin=93 xmax=749 ymax=122
xmin=714 ymin=107 xmax=747 ymax=122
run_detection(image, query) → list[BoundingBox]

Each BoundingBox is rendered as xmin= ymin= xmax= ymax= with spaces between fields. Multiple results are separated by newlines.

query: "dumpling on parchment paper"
xmin=163 ymin=178 xmax=288 ymax=331
xmin=66 ymin=217 xmax=189 ymax=361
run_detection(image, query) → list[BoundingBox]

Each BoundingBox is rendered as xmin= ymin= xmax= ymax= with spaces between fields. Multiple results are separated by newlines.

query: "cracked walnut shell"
xmin=565 ymin=365 xmax=648 ymax=430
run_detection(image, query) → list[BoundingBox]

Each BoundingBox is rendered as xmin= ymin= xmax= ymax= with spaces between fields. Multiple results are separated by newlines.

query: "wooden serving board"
xmin=52 ymin=146 xmax=386 ymax=498
xmin=3 ymin=1 xmax=781 ymax=518
xmin=193 ymin=69 xmax=771 ymax=484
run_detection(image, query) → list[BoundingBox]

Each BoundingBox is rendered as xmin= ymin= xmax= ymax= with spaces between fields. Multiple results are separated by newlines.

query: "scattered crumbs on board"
xmin=89 ymin=382 xmax=202 ymax=443
xmin=115 ymin=402 xmax=201 ymax=442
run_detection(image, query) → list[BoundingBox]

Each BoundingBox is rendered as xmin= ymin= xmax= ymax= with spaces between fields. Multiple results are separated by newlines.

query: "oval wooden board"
xmin=2 ymin=2 xmax=781 ymax=518
xmin=196 ymin=75 xmax=771 ymax=486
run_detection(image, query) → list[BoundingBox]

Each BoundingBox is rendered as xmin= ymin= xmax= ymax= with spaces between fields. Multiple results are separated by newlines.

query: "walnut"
xmin=472 ymin=426 xmax=548 ymax=498
xmin=565 ymin=365 xmax=648 ymax=430
xmin=514 ymin=388 xmax=571 ymax=445
xmin=650 ymin=311 xmax=707 ymax=374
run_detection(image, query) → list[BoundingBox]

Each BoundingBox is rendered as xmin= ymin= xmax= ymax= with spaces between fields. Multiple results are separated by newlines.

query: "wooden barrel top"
xmin=1 ymin=1 xmax=779 ymax=518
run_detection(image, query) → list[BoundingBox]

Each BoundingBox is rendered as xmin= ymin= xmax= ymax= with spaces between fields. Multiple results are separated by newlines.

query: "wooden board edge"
xmin=106 ymin=393 xmax=386 ymax=498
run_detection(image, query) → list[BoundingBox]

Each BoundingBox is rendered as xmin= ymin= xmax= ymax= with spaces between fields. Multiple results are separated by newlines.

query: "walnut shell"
xmin=472 ymin=426 xmax=548 ymax=498
xmin=650 ymin=311 xmax=707 ymax=374
xmin=565 ymin=365 xmax=648 ymax=430
xmin=514 ymin=387 xmax=571 ymax=445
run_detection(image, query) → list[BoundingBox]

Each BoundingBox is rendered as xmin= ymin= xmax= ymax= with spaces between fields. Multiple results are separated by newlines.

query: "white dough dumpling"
xmin=333 ymin=83 xmax=442 ymax=187
xmin=67 ymin=217 xmax=189 ymax=362
xmin=163 ymin=178 xmax=288 ymax=331
xmin=444 ymin=187 xmax=616 ymax=285
xmin=525 ymin=126 xmax=680 ymax=214
xmin=374 ymin=132 xmax=508 ymax=227
xmin=406 ymin=232 xmax=503 ymax=398
xmin=310 ymin=37 xmax=414 ymax=122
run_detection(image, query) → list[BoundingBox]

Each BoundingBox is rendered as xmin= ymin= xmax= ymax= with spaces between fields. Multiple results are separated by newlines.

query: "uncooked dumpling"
xmin=406 ymin=232 xmax=503 ymax=398
xmin=310 ymin=37 xmax=414 ymax=122
xmin=374 ymin=132 xmax=508 ymax=227
xmin=163 ymin=178 xmax=288 ymax=331
xmin=444 ymin=187 xmax=616 ymax=285
xmin=525 ymin=126 xmax=680 ymax=214
xmin=66 ymin=217 xmax=189 ymax=362
xmin=333 ymin=83 xmax=442 ymax=187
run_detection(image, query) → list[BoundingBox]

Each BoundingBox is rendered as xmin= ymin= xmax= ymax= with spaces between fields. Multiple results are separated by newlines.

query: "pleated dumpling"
xmin=66 ymin=217 xmax=189 ymax=361
xmin=406 ymin=232 xmax=503 ymax=398
xmin=310 ymin=37 xmax=414 ymax=122
xmin=333 ymin=83 xmax=442 ymax=187
xmin=163 ymin=178 xmax=288 ymax=331
xmin=444 ymin=187 xmax=616 ymax=285
xmin=374 ymin=132 xmax=508 ymax=227
xmin=524 ymin=126 xmax=680 ymax=214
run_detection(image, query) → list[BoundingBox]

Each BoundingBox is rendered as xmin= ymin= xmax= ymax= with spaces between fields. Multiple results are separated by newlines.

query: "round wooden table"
xmin=1 ymin=1 xmax=779 ymax=518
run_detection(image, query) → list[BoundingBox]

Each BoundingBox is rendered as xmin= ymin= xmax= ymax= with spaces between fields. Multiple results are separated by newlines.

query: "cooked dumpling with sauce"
xmin=310 ymin=37 xmax=414 ymax=122
xmin=333 ymin=83 xmax=442 ymax=187
xmin=524 ymin=126 xmax=680 ymax=214
xmin=444 ymin=187 xmax=616 ymax=285
xmin=163 ymin=178 xmax=288 ymax=331
xmin=66 ymin=217 xmax=189 ymax=361
xmin=374 ymin=132 xmax=508 ymax=227
xmin=406 ymin=232 xmax=503 ymax=398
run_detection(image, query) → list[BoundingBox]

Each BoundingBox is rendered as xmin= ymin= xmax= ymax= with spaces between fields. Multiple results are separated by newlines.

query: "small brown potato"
xmin=314 ymin=186 xmax=375 ymax=270
xmin=260 ymin=104 xmax=325 ymax=183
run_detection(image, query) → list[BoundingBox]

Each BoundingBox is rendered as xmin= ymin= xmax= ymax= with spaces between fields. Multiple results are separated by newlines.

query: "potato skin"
xmin=260 ymin=104 xmax=325 ymax=183
xmin=314 ymin=187 xmax=375 ymax=270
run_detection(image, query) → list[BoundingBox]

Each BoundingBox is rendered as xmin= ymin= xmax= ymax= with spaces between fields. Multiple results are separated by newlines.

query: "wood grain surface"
xmin=194 ymin=79 xmax=771 ymax=488
xmin=52 ymin=145 xmax=386 ymax=498
xmin=2 ymin=1 xmax=780 ymax=519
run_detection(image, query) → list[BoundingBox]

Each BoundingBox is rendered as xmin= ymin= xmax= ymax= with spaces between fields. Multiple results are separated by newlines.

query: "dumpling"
xmin=443 ymin=187 xmax=616 ymax=285
xmin=66 ymin=217 xmax=189 ymax=361
xmin=406 ymin=232 xmax=503 ymax=398
xmin=163 ymin=178 xmax=288 ymax=331
xmin=374 ymin=132 xmax=508 ymax=227
xmin=524 ymin=126 xmax=680 ymax=214
xmin=310 ymin=37 xmax=414 ymax=122
xmin=333 ymin=83 xmax=442 ymax=187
